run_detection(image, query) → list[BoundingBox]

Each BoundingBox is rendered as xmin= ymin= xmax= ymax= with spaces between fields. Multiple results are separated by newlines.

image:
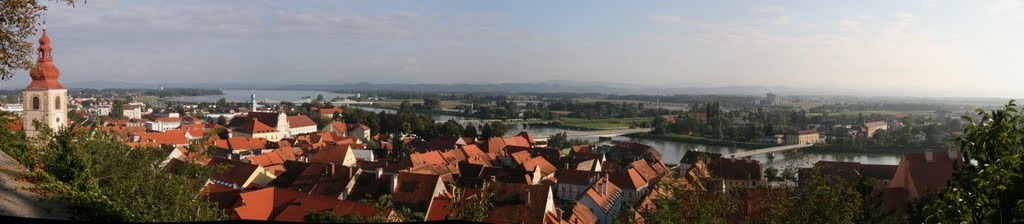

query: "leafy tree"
xmin=438 ymin=120 xmax=463 ymax=137
xmin=923 ymin=100 xmax=1024 ymax=223
xmin=0 ymin=0 xmax=78 ymax=80
xmin=303 ymin=210 xmax=366 ymax=223
xmin=854 ymin=176 xmax=897 ymax=223
xmin=216 ymin=115 xmax=228 ymax=126
xmin=444 ymin=181 xmax=494 ymax=221
xmin=0 ymin=119 xmax=227 ymax=222
xmin=546 ymin=132 xmax=569 ymax=149
xmin=764 ymin=166 xmax=779 ymax=179
xmin=423 ymin=97 xmax=441 ymax=111
xmin=463 ymin=124 xmax=479 ymax=138
xmin=109 ymin=100 xmax=124 ymax=118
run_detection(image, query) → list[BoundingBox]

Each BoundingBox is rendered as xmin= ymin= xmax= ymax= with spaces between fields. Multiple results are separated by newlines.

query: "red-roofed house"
xmin=286 ymin=115 xmax=317 ymax=137
xmin=579 ymin=177 xmax=624 ymax=224
xmin=208 ymin=157 xmax=276 ymax=189
xmin=885 ymin=150 xmax=961 ymax=215
xmin=234 ymin=117 xmax=283 ymax=142
xmin=309 ymin=144 xmax=359 ymax=167
xmin=861 ymin=121 xmax=889 ymax=138
xmin=315 ymin=107 xmax=344 ymax=119
xmin=321 ymin=121 xmax=372 ymax=144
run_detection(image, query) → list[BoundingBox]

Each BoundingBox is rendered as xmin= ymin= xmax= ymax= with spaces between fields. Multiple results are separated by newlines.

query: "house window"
xmin=55 ymin=97 xmax=61 ymax=109
xmin=31 ymin=96 xmax=40 ymax=110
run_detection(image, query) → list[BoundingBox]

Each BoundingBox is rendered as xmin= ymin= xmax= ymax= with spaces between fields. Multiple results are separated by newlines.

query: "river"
xmin=168 ymin=90 xmax=355 ymax=103
xmin=351 ymin=106 xmax=904 ymax=169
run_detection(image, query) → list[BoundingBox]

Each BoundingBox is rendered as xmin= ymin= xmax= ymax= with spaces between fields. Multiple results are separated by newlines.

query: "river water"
xmin=352 ymin=106 xmax=904 ymax=169
xmin=168 ymin=90 xmax=355 ymax=103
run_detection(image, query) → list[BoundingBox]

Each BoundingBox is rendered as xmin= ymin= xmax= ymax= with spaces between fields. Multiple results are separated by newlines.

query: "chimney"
xmin=390 ymin=174 xmax=399 ymax=194
xmin=329 ymin=162 xmax=336 ymax=176
xmin=602 ymin=177 xmax=608 ymax=196
xmin=524 ymin=188 xmax=531 ymax=206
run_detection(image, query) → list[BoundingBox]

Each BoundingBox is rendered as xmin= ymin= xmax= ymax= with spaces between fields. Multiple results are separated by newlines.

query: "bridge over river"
xmin=722 ymin=143 xmax=815 ymax=159
xmin=533 ymin=128 xmax=652 ymax=142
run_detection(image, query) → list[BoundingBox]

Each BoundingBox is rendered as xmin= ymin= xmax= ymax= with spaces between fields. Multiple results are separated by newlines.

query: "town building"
xmin=784 ymin=130 xmax=821 ymax=144
xmin=763 ymin=92 xmax=781 ymax=106
xmin=122 ymin=104 xmax=143 ymax=119
xmin=22 ymin=26 xmax=68 ymax=137
xmin=861 ymin=121 xmax=889 ymax=138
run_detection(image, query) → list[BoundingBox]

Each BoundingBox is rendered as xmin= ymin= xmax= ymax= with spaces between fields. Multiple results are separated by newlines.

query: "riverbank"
xmin=627 ymin=133 xmax=943 ymax=154
xmin=625 ymin=133 xmax=768 ymax=149
xmin=804 ymin=144 xmax=943 ymax=154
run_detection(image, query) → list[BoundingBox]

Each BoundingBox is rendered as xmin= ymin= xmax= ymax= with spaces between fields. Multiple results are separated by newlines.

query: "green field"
xmin=555 ymin=117 xmax=651 ymax=130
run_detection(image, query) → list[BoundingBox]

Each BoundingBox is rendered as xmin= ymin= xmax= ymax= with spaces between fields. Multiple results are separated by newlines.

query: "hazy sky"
xmin=3 ymin=0 xmax=1024 ymax=97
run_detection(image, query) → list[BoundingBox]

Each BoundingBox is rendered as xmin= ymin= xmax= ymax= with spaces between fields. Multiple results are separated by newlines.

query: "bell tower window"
xmin=55 ymin=97 xmax=61 ymax=109
xmin=32 ymin=96 xmax=40 ymax=110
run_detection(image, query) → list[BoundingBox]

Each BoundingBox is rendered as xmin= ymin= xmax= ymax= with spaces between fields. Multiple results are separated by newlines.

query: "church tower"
xmin=23 ymin=25 xmax=69 ymax=137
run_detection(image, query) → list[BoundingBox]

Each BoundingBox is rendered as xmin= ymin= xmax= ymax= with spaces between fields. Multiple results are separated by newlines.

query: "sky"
xmin=3 ymin=0 xmax=1024 ymax=98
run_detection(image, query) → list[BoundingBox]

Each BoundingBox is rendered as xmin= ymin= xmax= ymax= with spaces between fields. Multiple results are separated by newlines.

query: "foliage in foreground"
xmin=923 ymin=100 xmax=1024 ymax=223
xmin=0 ymin=114 xmax=227 ymax=222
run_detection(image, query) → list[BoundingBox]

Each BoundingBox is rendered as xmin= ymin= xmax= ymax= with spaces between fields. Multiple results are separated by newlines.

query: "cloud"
xmin=648 ymin=15 xmax=682 ymax=24
xmin=772 ymin=15 xmax=793 ymax=25
xmin=883 ymin=13 xmax=914 ymax=39
xmin=988 ymin=0 xmax=1024 ymax=14
xmin=838 ymin=17 xmax=867 ymax=33
xmin=757 ymin=5 xmax=785 ymax=13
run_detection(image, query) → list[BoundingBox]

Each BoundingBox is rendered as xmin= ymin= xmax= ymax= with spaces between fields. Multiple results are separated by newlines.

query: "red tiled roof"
xmin=410 ymin=151 xmax=447 ymax=167
xmin=154 ymin=117 xmax=183 ymax=123
xmin=248 ymin=147 xmax=298 ymax=167
xmin=583 ymin=178 xmax=622 ymax=213
xmin=178 ymin=123 xmax=206 ymax=130
xmin=710 ymin=158 xmax=762 ymax=182
xmin=202 ymin=183 xmax=241 ymax=209
xmin=864 ymin=121 xmax=888 ymax=129
xmin=522 ymin=156 xmax=556 ymax=176
xmin=566 ymin=202 xmax=598 ymax=224
xmin=237 ymin=118 xmax=276 ymax=134
xmin=286 ymin=115 xmax=316 ymax=128
xmin=215 ymin=137 xmax=269 ymax=151
xmin=318 ymin=107 xmax=344 ymax=115
xmin=392 ymin=172 xmax=442 ymax=213
xmin=424 ymin=196 xmax=451 ymax=221
xmin=889 ymin=151 xmax=960 ymax=199
xmin=268 ymin=161 xmax=358 ymax=198
xmin=6 ymin=119 xmax=24 ymax=132
xmin=556 ymin=170 xmax=595 ymax=186
xmin=309 ymin=144 xmax=353 ymax=165
xmin=484 ymin=183 xmax=552 ymax=224
xmin=208 ymin=157 xmax=260 ymax=187
xmin=510 ymin=150 xmax=532 ymax=165
xmin=134 ymin=131 xmax=189 ymax=146
xmin=630 ymin=160 xmax=661 ymax=182
xmin=232 ymin=187 xmax=308 ymax=220
xmin=609 ymin=169 xmax=647 ymax=190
